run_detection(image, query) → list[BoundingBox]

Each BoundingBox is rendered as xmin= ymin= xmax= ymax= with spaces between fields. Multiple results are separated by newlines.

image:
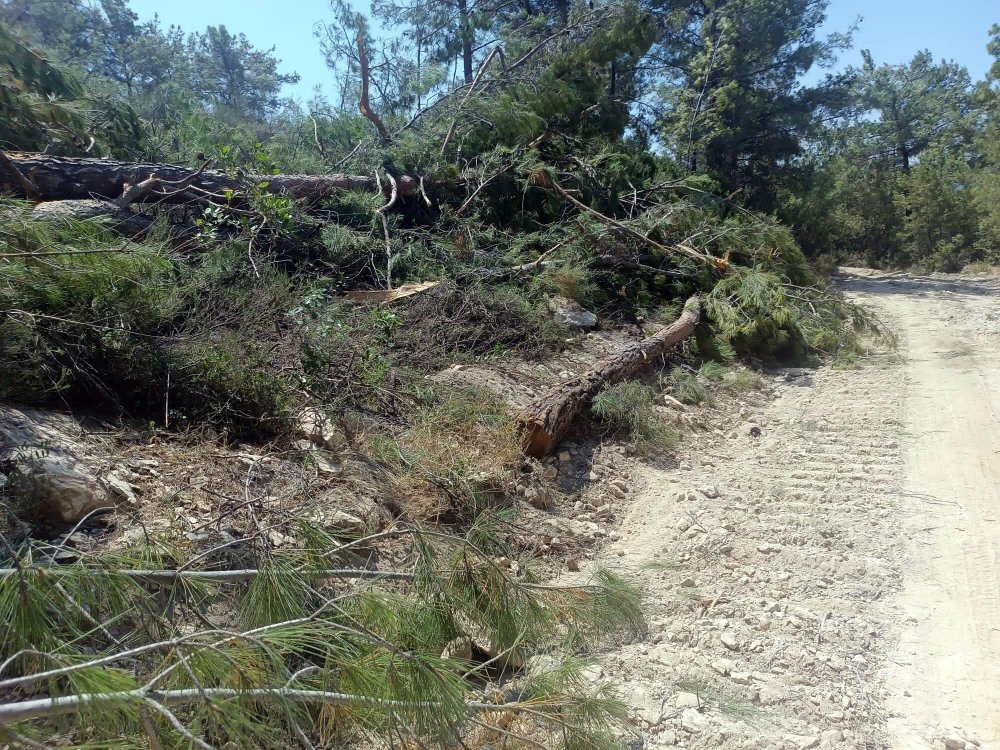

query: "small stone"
xmin=679 ymin=577 xmax=696 ymax=587
xmin=699 ymin=485 xmax=720 ymax=499
xmin=720 ymin=632 xmax=740 ymax=651
xmin=711 ymin=659 xmax=735 ymax=676
xmin=757 ymin=543 xmax=781 ymax=554
xmin=680 ymin=707 xmax=706 ymax=733
xmin=787 ymin=736 xmax=819 ymax=750
xmin=558 ymin=451 xmax=572 ymax=463
xmin=608 ymin=484 xmax=626 ymax=499
xmin=542 ymin=465 xmax=558 ymax=480
xmin=549 ymin=296 xmax=598 ymax=329
xmin=730 ymin=672 xmax=752 ymax=685
xmin=944 ymin=737 xmax=969 ymax=750
xmin=674 ymin=692 xmax=700 ymax=709
xmin=104 ymin=471 xmax=137 ymax=504
xmin=820 ymin=729 xmax=844 ymax=746
xmin=566 ymin=558 xmax=580 ymax=572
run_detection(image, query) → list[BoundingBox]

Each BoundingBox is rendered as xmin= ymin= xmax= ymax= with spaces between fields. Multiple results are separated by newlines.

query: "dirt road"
xmin=585 ymin=271 xmax=1000 ymax=749
xmin=849 ymin=273 xmax=1000 ymax=749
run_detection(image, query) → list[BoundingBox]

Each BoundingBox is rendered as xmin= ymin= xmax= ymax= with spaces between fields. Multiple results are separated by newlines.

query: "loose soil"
xmin=571 ymin=269 xmax=1000 ymax=750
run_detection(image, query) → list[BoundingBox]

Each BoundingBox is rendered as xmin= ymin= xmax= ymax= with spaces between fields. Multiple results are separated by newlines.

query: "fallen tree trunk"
xmin=0 ymin=154 xmax=419 ymax=203
xmin=31 ymin=199 xmax=154 ymax=235
xmin=518 ymin=296 xmax=700 ymax=457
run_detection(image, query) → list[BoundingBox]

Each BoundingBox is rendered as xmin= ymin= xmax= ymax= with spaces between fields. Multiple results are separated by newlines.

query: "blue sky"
xmin=129 ymin=0 xmax=998 ymax=102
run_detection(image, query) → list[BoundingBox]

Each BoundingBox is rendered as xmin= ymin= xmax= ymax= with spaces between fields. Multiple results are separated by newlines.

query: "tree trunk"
xmin=0 ymin=154 xmax=418 ymax=204
xmin=518 ymin=296 xmax=700 ymax=457
xmin=31 ymin=199 xmax=154 ymax=235
xmin=457 ymin=0 xmax=474 ymax=84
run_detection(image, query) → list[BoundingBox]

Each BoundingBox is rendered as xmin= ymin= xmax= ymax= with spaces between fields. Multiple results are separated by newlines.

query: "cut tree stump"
xmin=518 ymin=296 xmax=700 ymax=457
xmin=0 ymin=154 xmax=419 ymax=204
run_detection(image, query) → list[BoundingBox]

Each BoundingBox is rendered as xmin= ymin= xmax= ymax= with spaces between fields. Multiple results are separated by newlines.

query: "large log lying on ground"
xmin=0 ymin=154 xmax=419 ymax=203
xmin=519 ymin=296 xmax=700 ymax=457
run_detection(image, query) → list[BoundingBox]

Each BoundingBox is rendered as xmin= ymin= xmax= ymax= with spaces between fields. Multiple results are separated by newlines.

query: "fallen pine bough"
xmin=518 ymin=296 xmax=701 ymax=457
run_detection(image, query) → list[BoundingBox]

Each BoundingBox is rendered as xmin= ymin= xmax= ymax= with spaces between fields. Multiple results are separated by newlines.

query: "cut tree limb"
xmin=0 ymin=154 xmax=418 ymax=204
xmin=519 ymin=296 xmax=700 ymax=457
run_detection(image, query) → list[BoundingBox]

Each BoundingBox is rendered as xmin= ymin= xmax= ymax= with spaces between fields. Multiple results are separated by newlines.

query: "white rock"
xmin=820 ymin=729 xmax=844 ymax=746
xmin=699 ymin=485 xmax=720 ymax=499
xmin=549 ymin=296 xmax=598 ymax=329
xmin=295 ymin=407 xmax=346 ymax=451
xmin=680 ymin=708 xmax=706 ymax=733
xmin=720 ymin=632 xmax=740 ymax=651
xmin=674 ymin=692 xmax=700 ymax=709
xmin=711 ymin=659 xmax=735 ymax=676
xmin=104 ymin=471 xmax=137 ymax=504
xmin=787 ymin=736 xmax=820 ymax=749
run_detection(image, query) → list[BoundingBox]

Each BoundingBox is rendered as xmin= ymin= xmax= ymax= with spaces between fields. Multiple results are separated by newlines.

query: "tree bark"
xmin=31 ymin=199 xmax=155 ymax=236
xmin=518 ymin=296 xmax=700 ymax=457
xmin=0 ymin=154 xmax=418 ymax=204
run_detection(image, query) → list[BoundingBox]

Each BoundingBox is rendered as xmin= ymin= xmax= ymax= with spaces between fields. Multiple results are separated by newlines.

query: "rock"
xmin=680 ymin=707 xmax=706 ymax=733
xmin=295 ymin=407 xmax=346 ymax=451
xmin=322 ymin=509 xmax=368 ymax=534
xmin=523 ymin=486 xmax=549 ymax=509
xmin=699 ymin=485 xmax=720 ymax=499
xmin=730 ymin=671 xmax=752 ymax=685
xmin=104 ymin=471 xmax=138 ymax=504
xmin=441 ymin=636 xmax=474 ymax=661
xmin=0 ymin=407 xmax=114 ymax=523
xmin=678 ymin=577 xmax=696 ymax=587
xmin=944 ymin=736 xmax=970 ymax=750
xmin=820 ymin=729 xmax=844 ymax=746
xmin=787 ymin=736 xmax=820 ymax=749
xmin=711 ymin=659 xmax=735 ymax=676
xmin=549 ymin=296 xmax=598 ymax=329
xmin=757 ymin=543 xmax=782 ymax=554
xmin=720 ymin=632 xmax=740 ymax=651
xmin=608 ymin=484 xmax=626 ymax=499
xmin=674 ymin=692 xmax=700 ymax=709
xmin=567 ymin=558 xmax=581 ymax=572
xmin=311 ymin=451 xmax=344 ymax=476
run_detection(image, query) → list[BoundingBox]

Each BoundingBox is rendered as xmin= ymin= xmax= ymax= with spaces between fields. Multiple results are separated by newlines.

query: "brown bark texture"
xmin=518 ymin=296 xmax=701 ymax=457
xmin=0 ymin=154 xmax=417 ymax=203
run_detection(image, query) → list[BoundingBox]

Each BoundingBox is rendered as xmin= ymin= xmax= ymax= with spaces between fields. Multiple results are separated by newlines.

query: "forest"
xmin=0 ymin=0 xmax=997 ymax=748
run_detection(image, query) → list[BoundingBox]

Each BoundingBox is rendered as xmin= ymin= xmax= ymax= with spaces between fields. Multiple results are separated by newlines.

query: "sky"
xmin=128 ymin=0 xmax=999 ymax=102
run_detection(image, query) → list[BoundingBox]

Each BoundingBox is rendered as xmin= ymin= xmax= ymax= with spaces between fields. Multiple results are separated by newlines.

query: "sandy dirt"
xmin=579 ymin=270 xmax=1000 ymax=749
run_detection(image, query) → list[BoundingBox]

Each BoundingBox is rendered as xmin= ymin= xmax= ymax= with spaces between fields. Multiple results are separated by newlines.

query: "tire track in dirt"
xmin=581 ymin=270 xmax=1000 ymax=749
xmin=585 ymin=331 xmax=906 ymax=749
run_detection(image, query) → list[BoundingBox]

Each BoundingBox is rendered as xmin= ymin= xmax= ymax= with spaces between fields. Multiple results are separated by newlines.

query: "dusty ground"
xmin=573 ymin=269 xmax=1000 ymax=750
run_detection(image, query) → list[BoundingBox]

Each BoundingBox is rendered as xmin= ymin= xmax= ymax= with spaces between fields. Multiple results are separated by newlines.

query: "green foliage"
xmin=591 ymin=381 xmax=676 ymax=450
xmin=0 ymin=21 xmax=146 ymax=154
xmin=0 ymin=528 xmax=642 ymax=748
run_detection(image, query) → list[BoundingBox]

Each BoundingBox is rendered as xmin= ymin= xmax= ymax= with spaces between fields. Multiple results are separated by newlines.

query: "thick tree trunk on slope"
xmin=0 ymin=154 xmax=418 ymax=203
xmin=519 ymin=296 xmax=700 ymax=457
